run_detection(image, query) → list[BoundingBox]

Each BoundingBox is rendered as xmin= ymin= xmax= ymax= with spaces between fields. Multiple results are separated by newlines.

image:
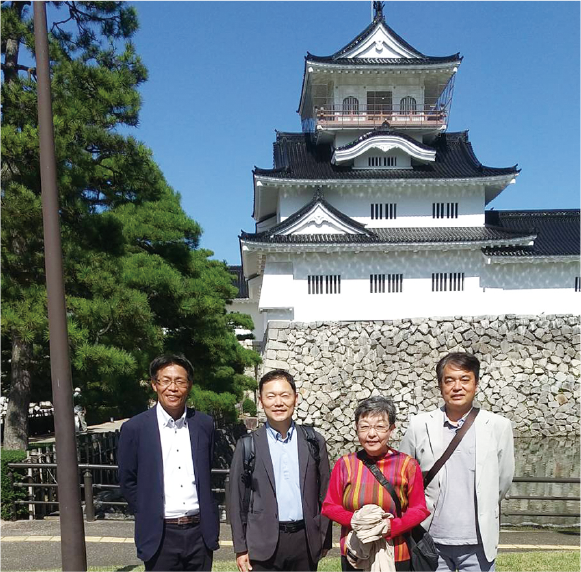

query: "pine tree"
xmin=1 ymin=1 xmax=259 ymax=449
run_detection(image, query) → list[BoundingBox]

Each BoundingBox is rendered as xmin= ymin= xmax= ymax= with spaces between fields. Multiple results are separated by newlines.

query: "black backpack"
xmin=239 ymin=424 xmax=320 ymax=524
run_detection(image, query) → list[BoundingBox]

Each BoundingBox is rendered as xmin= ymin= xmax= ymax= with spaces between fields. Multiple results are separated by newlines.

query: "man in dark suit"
xmin=228 ymin=369 xmax=332 ymax=572
xmin=118 ymin=354 xmax=219 ymax=571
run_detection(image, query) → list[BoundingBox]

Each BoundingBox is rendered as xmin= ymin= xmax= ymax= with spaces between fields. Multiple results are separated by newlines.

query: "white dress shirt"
xmin=156 ymin=403 xmax=199 ymax=518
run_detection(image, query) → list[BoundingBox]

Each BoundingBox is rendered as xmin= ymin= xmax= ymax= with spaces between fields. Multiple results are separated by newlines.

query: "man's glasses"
xmin=155 ymin=378 xmax=190 ymax=388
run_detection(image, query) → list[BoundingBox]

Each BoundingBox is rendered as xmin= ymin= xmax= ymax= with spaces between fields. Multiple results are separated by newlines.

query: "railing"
xmin=7 ymin=462 xmax=231 ymax=523
xmin=313 ymin=103 xmax=447 ymax=129
xmin=7 ymin=461 xmax=579 ymax=526
xmin=500 ymin=476 xmax=581 ymax=524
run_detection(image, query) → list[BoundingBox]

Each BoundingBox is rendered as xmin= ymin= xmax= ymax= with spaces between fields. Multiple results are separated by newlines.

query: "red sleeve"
xmin=389 ymin=459 xmax=430 ymax=538
xmin=321 ymin=457 xmax=354 ymax=528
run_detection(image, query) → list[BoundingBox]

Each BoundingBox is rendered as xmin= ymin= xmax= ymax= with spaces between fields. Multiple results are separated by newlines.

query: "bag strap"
xmin=423 ymin=407 xmax=480 ymax=487
xmin=240 ymin=433 xmax=256 ymax=525
xmin=358 ymin=451 xmax=402 ymax=517
xmin=299 ymin=424 xmax=322 ymax=504
xmin=298 ymin=424 xmax=321 ymax=465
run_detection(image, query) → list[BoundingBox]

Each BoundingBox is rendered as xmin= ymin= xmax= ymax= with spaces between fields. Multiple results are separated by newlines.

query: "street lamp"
xmin=33 ymin=2 xmax=87 ymax=569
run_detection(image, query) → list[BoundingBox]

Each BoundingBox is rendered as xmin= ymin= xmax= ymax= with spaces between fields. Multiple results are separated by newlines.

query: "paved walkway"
xmin=1 ymin=519 xmax=579 ymax=571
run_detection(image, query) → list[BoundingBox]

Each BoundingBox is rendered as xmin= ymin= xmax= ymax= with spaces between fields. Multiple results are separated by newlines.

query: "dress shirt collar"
xmin=156 ymin=402 xmax=188 ymax=429
xmin=266 ymin=420 xmax=295 ymax=443
xmin=443 ymin=406 xmax=473 ymax=429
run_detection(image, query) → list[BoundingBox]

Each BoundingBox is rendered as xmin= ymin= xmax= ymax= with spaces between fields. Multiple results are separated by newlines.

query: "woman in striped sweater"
xmin=322 ymin=396 xmax=430 ymax=571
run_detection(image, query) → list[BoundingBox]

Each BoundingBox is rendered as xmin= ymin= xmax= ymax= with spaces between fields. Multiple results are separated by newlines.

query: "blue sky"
xmin=127 ymin=1 xmax=580 ymax=265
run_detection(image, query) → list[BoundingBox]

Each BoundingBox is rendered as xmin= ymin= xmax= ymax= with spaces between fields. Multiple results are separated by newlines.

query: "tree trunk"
xmin=3 ymin=335 xmax=33 ymax=450
xmin=2 ymin=2 xmax=28 ymax=85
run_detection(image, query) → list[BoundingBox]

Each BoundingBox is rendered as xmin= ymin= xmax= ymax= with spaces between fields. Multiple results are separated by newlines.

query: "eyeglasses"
xmin=155 ymin=378 xmax=190 ymax=389
xmin=357 ymin=424 xmax=391 ymax=434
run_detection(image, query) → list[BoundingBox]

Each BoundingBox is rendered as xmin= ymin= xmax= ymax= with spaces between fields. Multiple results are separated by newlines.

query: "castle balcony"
xmin=313 ymin=103 xmax=447 ymax=131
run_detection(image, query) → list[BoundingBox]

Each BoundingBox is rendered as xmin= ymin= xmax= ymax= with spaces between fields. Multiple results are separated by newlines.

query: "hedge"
xmin=1 ymin=449 xmax=28 ymax=520
xmin=242 ymin=398 xmax=257 ymax=417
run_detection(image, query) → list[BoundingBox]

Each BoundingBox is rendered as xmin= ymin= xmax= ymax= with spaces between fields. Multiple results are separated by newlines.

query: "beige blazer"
xmin=399 ymin=407 xmax=514 ymax=562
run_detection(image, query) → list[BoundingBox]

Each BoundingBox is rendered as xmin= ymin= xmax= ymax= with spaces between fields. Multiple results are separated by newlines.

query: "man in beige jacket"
xmin=400 ymin=352 xmax=514 ymax=572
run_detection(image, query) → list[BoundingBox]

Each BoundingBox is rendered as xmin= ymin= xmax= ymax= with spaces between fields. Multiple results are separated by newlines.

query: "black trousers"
xmin=145 ymin=521 xmax=213 ymax=571
xmin=251 ymin=528 xmax=317 ymax=571
xmin=341 ymin=555 xmax=411 ymax=571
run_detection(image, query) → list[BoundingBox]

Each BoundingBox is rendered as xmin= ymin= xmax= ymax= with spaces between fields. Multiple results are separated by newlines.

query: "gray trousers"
xmin=435 ymin=543 xmax=495 ymax=572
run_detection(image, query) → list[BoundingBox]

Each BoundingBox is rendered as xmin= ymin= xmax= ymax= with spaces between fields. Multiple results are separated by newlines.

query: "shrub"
xmin=1 ymin=449 xmax=28 ymax=520
xmin=242 ymin=398 xmax=257 ymax=417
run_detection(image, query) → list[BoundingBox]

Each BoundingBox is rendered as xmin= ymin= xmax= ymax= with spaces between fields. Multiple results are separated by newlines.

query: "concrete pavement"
xmin=1 ymin=519 xmax=579 ymax=571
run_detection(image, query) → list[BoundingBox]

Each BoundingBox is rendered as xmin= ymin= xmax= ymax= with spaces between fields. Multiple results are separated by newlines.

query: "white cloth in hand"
xmin=346 ymin=504 xmax=395 ymax=571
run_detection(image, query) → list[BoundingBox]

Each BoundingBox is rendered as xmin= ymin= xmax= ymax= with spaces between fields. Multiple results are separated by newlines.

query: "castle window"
xmin=308 ymin=275 xmax=341 ymax=295
xmin=432 ymin=272 xmax=464 ymax=292
xmin=370 ymin=273 xmax=403 ymax=293
xmin=343 ymin=96 xmax=359 ymax=115
xmin=432 ymin=202 xmax=459 ymax=219
xmin=575 ymin=277 xmax=581 ymax=292
xmin=371 ymin=203 xmax=397 ymax=219
xmin=368 ymin=156 xmax=397 ymax=167
xmin=400 ymin=96 xmax=417 ymax=115
xmin=367 ymin=91 xmax=392 ymax=116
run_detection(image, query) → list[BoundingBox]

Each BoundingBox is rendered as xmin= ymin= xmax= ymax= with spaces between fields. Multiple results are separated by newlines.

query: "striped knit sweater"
xmin=322 ymin=448 xmax=430 ymax=562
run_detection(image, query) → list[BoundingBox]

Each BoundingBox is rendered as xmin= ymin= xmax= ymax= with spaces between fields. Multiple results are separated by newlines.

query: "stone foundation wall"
xmin=260 ymin=314 xmax=580 ymax=460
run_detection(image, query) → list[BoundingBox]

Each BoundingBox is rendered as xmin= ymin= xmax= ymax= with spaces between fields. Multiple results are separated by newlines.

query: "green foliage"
xmin=0 ymin=449 xmax=28 ymax=520
xmin=242 ymin=398 xmax=257 ymax=417
xmin=1 ymin=1 xmax=260 ymax=438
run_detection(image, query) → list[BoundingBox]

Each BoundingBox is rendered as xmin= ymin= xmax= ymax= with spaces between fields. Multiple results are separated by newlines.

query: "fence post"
xmin=224 ymin=474 xmax=230 ymax=525
xmin=8 ymin=471 xmax=17 ymax=521
xmin=84 ymin=470 xmax=95 ymax=522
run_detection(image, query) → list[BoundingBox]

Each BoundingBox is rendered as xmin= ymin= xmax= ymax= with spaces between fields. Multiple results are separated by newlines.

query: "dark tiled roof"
xmin=483 ymin=210 xmax=580 ymax=258
xmin=228 ymin=265 xmax=248 ymax=298
xmin=307 ymin=55 xmax=461 ymax=65
xmin=335 ymin=127 xmax=434 ymax=152
xmin=306 ymin=13 xmax=460 ymax=65
xmin=254 ymin=132 xmax=518 ymax=181
xmin=241 ymin=225 xmax=534 ymax=246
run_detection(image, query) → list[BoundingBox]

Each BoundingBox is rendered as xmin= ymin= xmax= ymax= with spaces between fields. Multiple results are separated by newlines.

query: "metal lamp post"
xmin=33 ymin=2 xmax=87 ymax=569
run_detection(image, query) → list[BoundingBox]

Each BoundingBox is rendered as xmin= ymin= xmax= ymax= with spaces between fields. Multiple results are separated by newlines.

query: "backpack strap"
xmin=240 ymin=433 xmax=256 ymax=525
xmin=298 ymin=425 xmax=320 ymax=465
xmin=298 ymin=424 xmax=322 ymax=504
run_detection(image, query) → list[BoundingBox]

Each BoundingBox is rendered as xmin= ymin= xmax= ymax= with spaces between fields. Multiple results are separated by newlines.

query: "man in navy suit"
xmin=118 ymin=354 xmax=219 ymax=571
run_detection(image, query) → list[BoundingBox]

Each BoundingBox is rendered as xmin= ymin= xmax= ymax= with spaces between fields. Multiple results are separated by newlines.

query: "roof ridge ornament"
xmin=314 ymin=186 xmax=325 ymax=201
xmin=373 ymin=1 xmax=385 ymax=21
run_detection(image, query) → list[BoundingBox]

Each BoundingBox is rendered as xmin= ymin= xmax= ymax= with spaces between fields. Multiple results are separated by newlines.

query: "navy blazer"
xmin=118 ymin=406 xmax=220 ymax=562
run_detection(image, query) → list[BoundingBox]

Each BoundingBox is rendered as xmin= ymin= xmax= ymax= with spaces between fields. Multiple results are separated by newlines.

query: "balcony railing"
xmin=313 ymin=103 xmax=447 ymax=130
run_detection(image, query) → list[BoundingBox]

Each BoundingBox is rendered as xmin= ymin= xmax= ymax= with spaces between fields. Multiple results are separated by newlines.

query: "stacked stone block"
xmin=260 ymin=315 xmax=580 ymax=460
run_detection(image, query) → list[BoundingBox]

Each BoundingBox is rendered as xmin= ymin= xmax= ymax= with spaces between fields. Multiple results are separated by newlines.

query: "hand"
xmin=236 ymin=552 xmax=253 ymax=572
xmin=321 ymin=549 xmax=330 ymax=558
xmin=382 ymin=513 xmax=392 ymax=537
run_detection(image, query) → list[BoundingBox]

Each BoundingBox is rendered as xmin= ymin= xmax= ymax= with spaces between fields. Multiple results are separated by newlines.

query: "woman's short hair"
xmin=354 ymin=396 xmax=396 ymax=426
xmin=436 ymin=352 xmax=480 ymax=385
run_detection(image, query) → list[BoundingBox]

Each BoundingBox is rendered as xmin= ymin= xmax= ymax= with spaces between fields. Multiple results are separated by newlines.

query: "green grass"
xmin=40 ymin=551 xmax=579 ymax=572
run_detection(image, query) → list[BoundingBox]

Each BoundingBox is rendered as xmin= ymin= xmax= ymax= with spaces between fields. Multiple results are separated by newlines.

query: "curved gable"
xmin=333 ymin=133 xmax=436 ymax=165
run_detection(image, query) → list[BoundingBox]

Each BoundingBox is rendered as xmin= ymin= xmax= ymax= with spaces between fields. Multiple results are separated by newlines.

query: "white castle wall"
xmin=279 ymin=186 xmax=486 ymax=228
xmin=257 ymin=252 xmax=579 ymax=323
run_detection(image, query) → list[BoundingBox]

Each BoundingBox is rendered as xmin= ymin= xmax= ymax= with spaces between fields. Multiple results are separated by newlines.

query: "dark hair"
xmin=436 ymin=352 xmax=480 ymax=385
xmin=354 ymin=396 xmax=396 ymax=426
xmin=150 ymin=354 xmax=194 ymax=383
xmin=259 ymin=369 xmax=296 ymax=394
